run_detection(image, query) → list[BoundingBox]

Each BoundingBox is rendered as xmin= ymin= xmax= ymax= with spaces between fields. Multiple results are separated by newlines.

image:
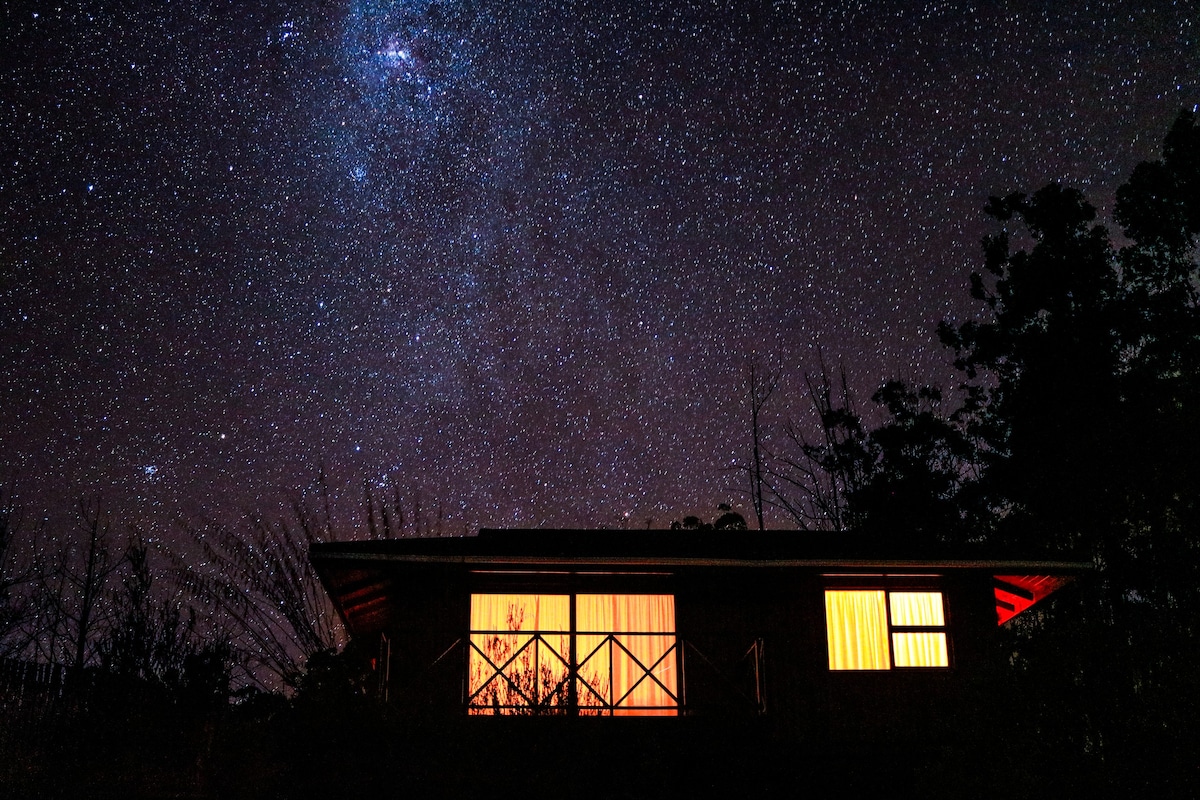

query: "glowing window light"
xmin=468 ymin=593 xmax=677 ymax=715
xmin=825 ymin=589 xmax=949 ymax=670
xmin=468 ymin=594 xmax=571 ymax=714
xmin=825 ymin=590 xmax=889 ymax=670
xmin=576 ymin=594 xmax=676 ymax=716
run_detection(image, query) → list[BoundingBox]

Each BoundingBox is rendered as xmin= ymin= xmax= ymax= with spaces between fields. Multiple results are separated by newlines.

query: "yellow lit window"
xmin=825 ymin=589 xmax=948 ymax=670
xmin=468 ymin=593 xmax=677 ymax=715
xmin=468 ymin=594 xmax=571 ymax=713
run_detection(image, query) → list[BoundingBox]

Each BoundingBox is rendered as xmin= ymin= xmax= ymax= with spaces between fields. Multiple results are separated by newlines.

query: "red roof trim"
xmin=994 ymin=574 xmax=1074 ymax=625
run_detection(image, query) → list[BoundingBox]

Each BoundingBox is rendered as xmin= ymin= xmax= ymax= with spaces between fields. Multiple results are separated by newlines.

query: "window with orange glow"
xmin=825 ymin=589 xmax=948 ymax=670
xmin=468 ymin=593 xmax=678 ymax=715
xmin=469 ymin=594 xmax=571 ymax=713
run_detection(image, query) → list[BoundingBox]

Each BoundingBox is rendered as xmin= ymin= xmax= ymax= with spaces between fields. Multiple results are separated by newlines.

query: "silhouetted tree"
xmin=26 ymin=498 xmax=126 ymax=672
xmin=669 ymin=505 xmax=747 ymax=530
xmin=932 ymin=109 xmax=1200 ymax=794
xmin=742 ymin=360 xmax=779 ymax=531
xmin=99 ymin=537 xmax=231 ymax=697
xmin=178 ymin=500 xmax=344 ymax=693
xmin=712 ymin=504 xmax=748 ymax=530
xmin=764 ymin=362 xmax=870 ymax=531
xmin=938 ymin=183 xmax=1122 ymax=549
xmin=766 ymin=369 xmax=974 ymax=543
xmin=0 ymin=480 xmax=36 ymax=656
xmin=1107 ymin=109 xmax=1200 ymax=610
xmin=842 ymin=381 xmax=975 ymax=546
xmin=177 ymin=471 xmax=440 ymax=692
xmin=739 ymin=113 xmax=1199 ymax=793
xmin=936 ymin=113 xmax=1200 ymax=573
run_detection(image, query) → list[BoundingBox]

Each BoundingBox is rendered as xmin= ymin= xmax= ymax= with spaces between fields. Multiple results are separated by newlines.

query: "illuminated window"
xmin=468 ymin=593 xmax=677 ymax=715
xmin=468 ymin=593 xmax=571 ymax=713
xmin=825 ymin=589 xmax=948 ymax=670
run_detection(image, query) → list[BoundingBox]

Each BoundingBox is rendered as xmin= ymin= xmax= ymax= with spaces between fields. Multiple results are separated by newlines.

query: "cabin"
xmin=310 ymin=529 xmax=1085 ymax=796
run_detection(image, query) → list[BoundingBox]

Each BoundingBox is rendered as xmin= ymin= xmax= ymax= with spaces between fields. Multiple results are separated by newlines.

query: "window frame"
xmin=466 ymin=577 xmax=681 ymax=716
xmin=822 ymin=576 xmax=952 ymax=671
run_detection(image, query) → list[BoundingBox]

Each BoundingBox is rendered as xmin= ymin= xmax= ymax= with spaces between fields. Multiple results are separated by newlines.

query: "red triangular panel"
xmin=994 ymin=574 xmax=1073 ymax=625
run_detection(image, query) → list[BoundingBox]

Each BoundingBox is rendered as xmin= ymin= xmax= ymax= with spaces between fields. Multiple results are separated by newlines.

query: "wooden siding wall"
xmin=360 ymin=564 xmax=1001 ymax=746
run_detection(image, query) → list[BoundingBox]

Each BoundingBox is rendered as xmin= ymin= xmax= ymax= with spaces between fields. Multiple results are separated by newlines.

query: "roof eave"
xmin=310 ymin=549 xmax=1092 ymax=572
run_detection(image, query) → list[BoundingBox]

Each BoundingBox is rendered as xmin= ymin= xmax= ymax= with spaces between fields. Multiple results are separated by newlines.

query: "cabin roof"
xmin=311 ymin=529 xmax=1089 ymax=635
xmin=310 ymin=527 xmax=1091 ymax=571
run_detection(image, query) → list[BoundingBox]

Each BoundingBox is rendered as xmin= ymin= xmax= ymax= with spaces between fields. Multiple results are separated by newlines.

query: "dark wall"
xmin=370 ymin=564 xmax=470 ymax=713
xmin=370 ymin=564 xmax=1004 ymax=749
xmin=674 ymin=568 xmax=999 ymax=746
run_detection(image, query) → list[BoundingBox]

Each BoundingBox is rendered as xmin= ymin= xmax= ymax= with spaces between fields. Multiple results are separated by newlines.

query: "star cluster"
xmin=1 ymin=0 xmax=1196 ymax=535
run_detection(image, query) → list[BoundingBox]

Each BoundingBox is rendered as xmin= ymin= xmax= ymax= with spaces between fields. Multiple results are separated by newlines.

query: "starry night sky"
xmin=1 ymin=1 xmax=1197 ymax=537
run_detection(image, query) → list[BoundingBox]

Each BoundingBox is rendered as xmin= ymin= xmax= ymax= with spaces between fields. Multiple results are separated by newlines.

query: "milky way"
xmin=1 ymin=1 xmax=1196 ymax=536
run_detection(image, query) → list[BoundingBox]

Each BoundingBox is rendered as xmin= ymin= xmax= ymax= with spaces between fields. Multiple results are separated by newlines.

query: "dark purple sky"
xmin=2 ymin=0 xmax=1196 ymax=537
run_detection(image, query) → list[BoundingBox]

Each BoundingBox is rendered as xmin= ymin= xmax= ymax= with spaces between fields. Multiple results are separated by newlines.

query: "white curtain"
xmin=824 ymin=590 xmax=890 ymax=670
xmin=576 ymin=594 xmax=677 ymax=716
xmin=468 ymin=593 xmax=677 ymax=714
xmin=468 ymin=594 xmax=570 ymax=713
xmin=889 ymin=592 xmax=948 ymax=667
xmin=825 ymin=590 xmax=949 ymax=670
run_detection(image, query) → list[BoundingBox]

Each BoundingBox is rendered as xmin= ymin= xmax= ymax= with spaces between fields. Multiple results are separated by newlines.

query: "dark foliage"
xmin=934 ymin=110 xmax=1200 ymax=795
xmin=755 ymin=110 xmax=1200 ymax=795
xmin=100 ymin=539 xmax=231 ymax=697
xmin=0 ymin=479 xmax=35 ymax=656
xmin=767 ymin=367 xmax=975 ymax=544
xmin=669 ymin=505 xmax=748 ymax=530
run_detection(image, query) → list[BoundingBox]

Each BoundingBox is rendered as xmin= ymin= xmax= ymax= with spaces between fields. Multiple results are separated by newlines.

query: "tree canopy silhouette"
xmin=752 ymin=111 xmax=1200 ymax=794
xmin=927 ymin=109 xmax=1199 ymax=793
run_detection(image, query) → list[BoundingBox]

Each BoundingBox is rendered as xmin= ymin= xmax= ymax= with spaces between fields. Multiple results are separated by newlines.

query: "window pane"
xmin=469 ymin=594 xmax=570 ymax=714
xmin=892 ymin=632 xmax=948 ymax=667
xmin=825 ymin=590 xmax=889 ymax=670
xmin=576 ymin=595 xmax=677 ymax=715
xmin=889 ymin=592 xmax=945 ymax=626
